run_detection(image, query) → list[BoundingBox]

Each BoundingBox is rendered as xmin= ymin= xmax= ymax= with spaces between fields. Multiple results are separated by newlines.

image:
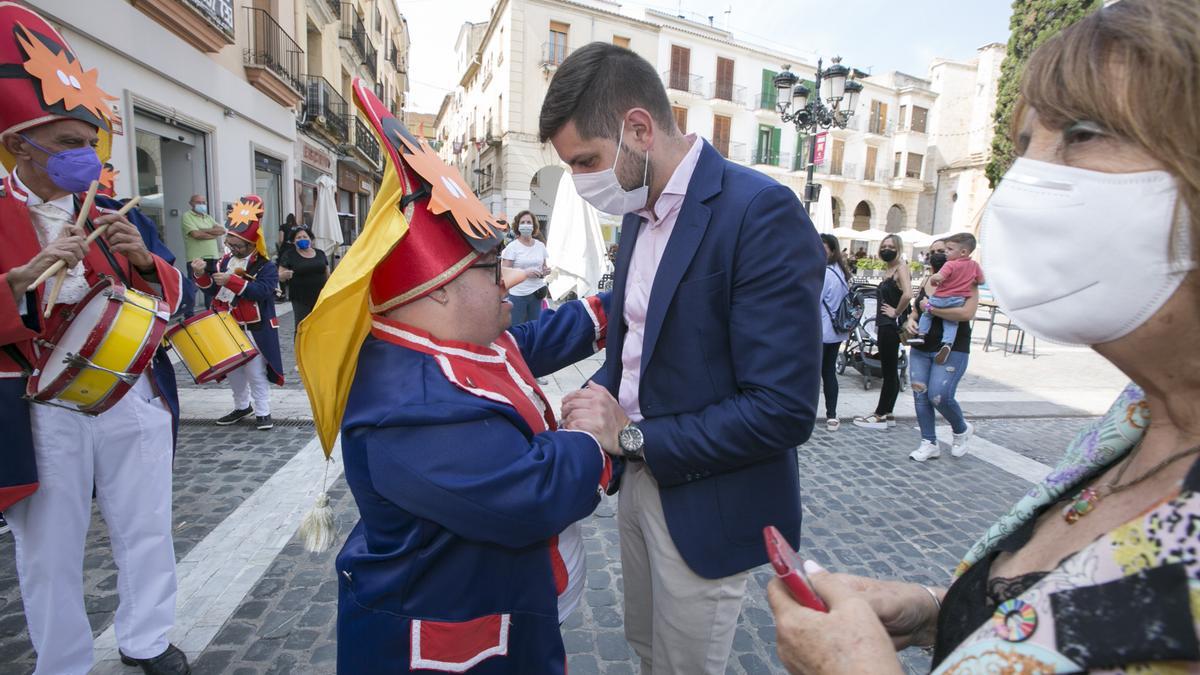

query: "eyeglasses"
xmin=470 ymin=261 xmax=502 ymax=286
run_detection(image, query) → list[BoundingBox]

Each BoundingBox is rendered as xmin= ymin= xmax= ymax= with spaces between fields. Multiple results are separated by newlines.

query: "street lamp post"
xmin=774 ymin=57 xmax=863 ymax=214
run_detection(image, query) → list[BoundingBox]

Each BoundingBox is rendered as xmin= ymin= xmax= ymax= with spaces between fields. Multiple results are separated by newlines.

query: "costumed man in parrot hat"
xmin=190 ymin=195 xmax=284 ymax=430
xmin=0 ymin=3 xmax=189 ymax=673
xmin=295 ymin=79 xmax=622 ymax=674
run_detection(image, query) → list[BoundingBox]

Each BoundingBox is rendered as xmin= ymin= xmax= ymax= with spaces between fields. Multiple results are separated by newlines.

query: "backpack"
xmin=822 ymin=269 xmax=862 ymax=334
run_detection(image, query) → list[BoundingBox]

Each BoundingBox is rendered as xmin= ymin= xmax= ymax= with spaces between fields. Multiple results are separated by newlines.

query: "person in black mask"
xmin=853 ymin=234 xmax=911 ymax=430
xmin=905 ymin=238 xmax=976 ymax=462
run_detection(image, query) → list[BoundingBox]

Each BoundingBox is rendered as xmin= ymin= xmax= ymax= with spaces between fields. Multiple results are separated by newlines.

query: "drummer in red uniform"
xmin=190 ymin=196 xmax=286 ymax=430
xmin=0 ymin=4 xmax=190 ymax=673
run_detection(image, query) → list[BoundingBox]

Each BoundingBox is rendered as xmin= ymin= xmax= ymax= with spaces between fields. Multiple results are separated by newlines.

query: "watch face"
xmin=620 ymin=424 xmax=643 ymax=453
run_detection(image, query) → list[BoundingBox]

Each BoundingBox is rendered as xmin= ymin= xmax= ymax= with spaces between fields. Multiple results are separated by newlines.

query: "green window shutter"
xmin=795 ymin=133 xmax=808 ymax=170
xmin=770 ymin=127 xmax=782 ymax=166
xmin=761 ymin=69 xmax=777 ymax=109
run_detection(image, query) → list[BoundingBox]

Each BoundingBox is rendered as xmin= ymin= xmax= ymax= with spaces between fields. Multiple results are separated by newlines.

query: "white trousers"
xmin=225 ymin=352 xmax=270 ymax=416
xmin=6 ymin=376 xmax=177 ymax=675
xmin=618 ymin=462 xmax=749 ymax=674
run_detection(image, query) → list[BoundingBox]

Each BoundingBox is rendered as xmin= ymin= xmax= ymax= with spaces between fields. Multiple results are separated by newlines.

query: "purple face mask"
xmin=20 ymin=134 xmax=102 ymax=193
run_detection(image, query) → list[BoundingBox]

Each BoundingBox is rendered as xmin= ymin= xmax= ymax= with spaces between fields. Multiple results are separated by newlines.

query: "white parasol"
xmin=809 ymin=184 xmax=834 ymax=233
xmin=545 ymin=171 xmax=608 ymax=300
xmin=312 ymin=174 xmax=343 ymax=256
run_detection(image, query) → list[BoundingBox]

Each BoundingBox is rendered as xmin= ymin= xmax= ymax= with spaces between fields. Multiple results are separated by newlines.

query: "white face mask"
xmin=518 ymin=224 xmax=534 ymax=236
xmin=981 ymin=157 xmax=1196 ymax=346
xmin=571 ymin=122 xmax=649 ymax=215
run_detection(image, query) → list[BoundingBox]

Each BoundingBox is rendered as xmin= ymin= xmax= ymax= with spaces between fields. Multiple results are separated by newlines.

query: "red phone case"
xmin=763 ymin=526 xmax=828 ymax=612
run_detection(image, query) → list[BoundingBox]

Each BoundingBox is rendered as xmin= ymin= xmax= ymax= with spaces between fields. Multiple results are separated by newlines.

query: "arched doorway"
xmin=830 ymin=196 xmax=843 ymax=230
xmin=885 ymin=204 xmax=906 ymax=233
xmin=852 ymin=200 xmax=872 ymax=231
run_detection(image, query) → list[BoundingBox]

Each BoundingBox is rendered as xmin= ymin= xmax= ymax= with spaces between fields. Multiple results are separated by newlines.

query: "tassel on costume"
xmin=301 ymin=458 xmax=336 ymax=553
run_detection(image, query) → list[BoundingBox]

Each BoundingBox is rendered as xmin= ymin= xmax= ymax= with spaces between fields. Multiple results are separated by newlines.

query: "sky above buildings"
xmin=397 ymin=0 xmax=1014 ymax=114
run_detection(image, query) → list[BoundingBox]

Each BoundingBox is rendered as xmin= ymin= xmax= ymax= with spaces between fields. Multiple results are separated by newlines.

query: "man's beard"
xmin=616 ymin=143 xmax=650 ymax=193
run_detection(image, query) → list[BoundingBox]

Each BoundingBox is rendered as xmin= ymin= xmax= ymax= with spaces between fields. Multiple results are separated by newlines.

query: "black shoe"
xmin=215 ymin=407 xmax=254 ymax=425
xmin=0 ymin=513 xmax=9 ymax=536
xmin=256 ymin=415 xmax=274 ymax=430
xmin=119 ymin=644 xmax=191 ymax=674
xmin=935 ymin=344 xmax=952 ymax=365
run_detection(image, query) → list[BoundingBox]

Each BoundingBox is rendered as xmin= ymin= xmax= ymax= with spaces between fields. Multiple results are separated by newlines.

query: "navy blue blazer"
xmin=597 ymin=140 xmax=824 ymax=579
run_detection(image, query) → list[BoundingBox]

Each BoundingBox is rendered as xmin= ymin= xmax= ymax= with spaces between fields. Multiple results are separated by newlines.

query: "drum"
xmin=164 ymin=310 xmax=258 ymax=384
xmin=26 ymin=277 xmax=171 ymax=414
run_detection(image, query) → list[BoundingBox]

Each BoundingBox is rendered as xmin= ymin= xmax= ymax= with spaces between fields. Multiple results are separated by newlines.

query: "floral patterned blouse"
xmin=933 ymin=383 xmax=1200 ymax=673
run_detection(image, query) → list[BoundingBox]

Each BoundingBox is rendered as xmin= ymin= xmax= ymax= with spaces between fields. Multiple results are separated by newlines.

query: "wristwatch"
xmin=618 ymin=422 xmax=644 ymax=460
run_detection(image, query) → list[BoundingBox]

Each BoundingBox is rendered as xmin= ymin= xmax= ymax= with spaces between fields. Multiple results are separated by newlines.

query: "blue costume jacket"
xmin=192 ymin=252 xmax=285 ymax=385
xmin=337 ymin=294 xmax=611 ymax=674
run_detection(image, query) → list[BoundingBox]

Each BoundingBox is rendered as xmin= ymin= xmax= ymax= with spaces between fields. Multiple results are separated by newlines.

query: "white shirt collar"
xmin=13 ymin=168 xmax=76 ymax=215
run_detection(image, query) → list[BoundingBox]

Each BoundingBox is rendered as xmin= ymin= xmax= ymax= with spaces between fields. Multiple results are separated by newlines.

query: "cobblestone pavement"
xmin=0 ymin=411 xmax=1099 ymax=674
xmin=0 ymin=423 xmax=315 ymax=670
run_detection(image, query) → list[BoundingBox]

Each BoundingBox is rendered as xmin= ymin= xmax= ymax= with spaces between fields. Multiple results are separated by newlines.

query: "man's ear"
xmin=625 ymin=108 xmax=656 ymax=151
xmin=4 ymin=133 xmax=31 ymax=161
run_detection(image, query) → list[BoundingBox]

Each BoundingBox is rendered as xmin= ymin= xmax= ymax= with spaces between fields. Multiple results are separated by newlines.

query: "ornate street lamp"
xmin=774 ymin=56 xmax=863 ymax=213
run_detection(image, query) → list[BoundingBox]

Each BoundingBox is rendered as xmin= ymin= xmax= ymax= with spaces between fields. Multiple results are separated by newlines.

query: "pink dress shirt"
xmin=618 ymin=134 xmax=703 ymax=422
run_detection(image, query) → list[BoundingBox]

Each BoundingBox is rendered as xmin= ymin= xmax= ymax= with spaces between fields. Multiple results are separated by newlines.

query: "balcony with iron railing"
xmin=541 ymin=41 xmax=570 ymax=68
xmin=353 ymin=116 xmax=381 ymax=165
xmin=755 ymin=90 xmax=780 ymax=112
xmin=707 ymin=81 xmax=746 ymax=107
xmin=340 ymin=4 xmax=377 ymax=73
xmin=752 ymin=149 xmax=793 ymax=168
xmin=242 ymin=7 xmax=304 ymax=107
xmin=662 ymin=71 xmax=704 ymax=96
xmin=721 ymin=141 xmax=748 ymax=163
xmin=301 ymin=75 xmax=350 ymax=143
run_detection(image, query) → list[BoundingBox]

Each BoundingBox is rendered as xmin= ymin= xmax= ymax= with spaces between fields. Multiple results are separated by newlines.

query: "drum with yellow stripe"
xmin=27 ymin=277 xmax=170 ymax=414
xmin=164 ymin=310 xmax=258 ymax=384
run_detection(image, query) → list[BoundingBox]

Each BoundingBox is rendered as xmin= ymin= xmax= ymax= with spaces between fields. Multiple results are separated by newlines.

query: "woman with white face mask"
xmin=767 ymin=1 xmax=1200 ymax=672
xmin=501 ymin=210 xmax=551 ymax=325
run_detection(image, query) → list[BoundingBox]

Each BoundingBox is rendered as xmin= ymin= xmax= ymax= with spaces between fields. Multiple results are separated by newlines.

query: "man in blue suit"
xmin=543 ymin=43 xmax=824 ymax=673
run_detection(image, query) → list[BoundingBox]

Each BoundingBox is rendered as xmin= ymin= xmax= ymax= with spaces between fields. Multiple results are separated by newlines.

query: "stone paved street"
xmin=0 ymin=319 xmax=1123 ymax=674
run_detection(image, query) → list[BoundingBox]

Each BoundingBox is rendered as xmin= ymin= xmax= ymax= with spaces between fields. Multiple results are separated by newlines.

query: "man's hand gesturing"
xmin=560 ymin=382 xmax=629 ymax=457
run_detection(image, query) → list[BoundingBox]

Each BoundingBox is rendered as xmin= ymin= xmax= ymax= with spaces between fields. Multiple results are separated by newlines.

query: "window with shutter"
xmin=548 ymin=22 xmax=569 ymax=65
xmin=612 ymin=35 xmax=630 ymax=49
xmin=760 ymin=69 xmax=778 ymax=110
xmin=906 ymin=152 xmax=924 ymax=179
xmin=864 ymin=146 xmax=877 ymax=181
xmin=712 ymin=114 xmax=731 ymax=157
xmin=672 ymin=106 xmax=688 ymax=134
xmin=670 ymin=46 xmax=691 ymax=91
xmin=911 ymin=106 xmax=928 ymax=133
xmin=716 ymin=57 xmax=734 ymax=100
xmin=830 ymin=139 xmax=845 ymax=175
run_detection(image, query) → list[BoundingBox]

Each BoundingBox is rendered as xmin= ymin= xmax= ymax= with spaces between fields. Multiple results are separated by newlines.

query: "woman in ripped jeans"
xmin=905 ymin=239 xmax=976 ymax=462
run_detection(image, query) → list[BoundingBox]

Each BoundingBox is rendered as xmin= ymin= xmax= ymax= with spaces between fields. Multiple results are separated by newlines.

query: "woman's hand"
xmin=881 ymin=303 xmax=899 ymax=318
xmin=768 ymin=573 xmax=904 ymax=675
xmin=278 ymin=268 xmax=294 ymax=282
xmin=904 ymin=316 xmax=918 ymax=334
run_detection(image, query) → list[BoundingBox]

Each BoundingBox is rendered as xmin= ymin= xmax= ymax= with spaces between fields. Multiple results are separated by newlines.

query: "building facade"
xmin=435 ymin=0 xmax=1000 ymax=249
xmin=28 ymin=0 xmax=409 ymax=273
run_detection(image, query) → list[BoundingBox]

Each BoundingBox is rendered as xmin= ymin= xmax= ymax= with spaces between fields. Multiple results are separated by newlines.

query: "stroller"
xmin=836 ymin=283 xmax=909 ymax=391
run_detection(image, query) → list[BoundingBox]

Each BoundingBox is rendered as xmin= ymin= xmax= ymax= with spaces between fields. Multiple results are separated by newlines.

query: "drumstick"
xmin=29 ymin=193 xmax=142 ymax=291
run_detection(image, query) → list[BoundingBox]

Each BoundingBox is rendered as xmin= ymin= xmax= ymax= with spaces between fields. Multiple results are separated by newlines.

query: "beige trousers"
xmin=618 ymin=462 xmax=748 ymax=674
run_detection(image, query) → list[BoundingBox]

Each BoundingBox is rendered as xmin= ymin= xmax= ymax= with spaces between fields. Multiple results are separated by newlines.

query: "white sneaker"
xmin=909 ymin=440 xmax=940 ymax=462
xmin=852 ymin=414 xmax=889 ymax=430
xmin=952 ymin=422 xmax=975 ymax=457
xmin=886 ymin=415 xmax=897 ymax=428
xmin=826 ymin=418 xmax=840 ymax=431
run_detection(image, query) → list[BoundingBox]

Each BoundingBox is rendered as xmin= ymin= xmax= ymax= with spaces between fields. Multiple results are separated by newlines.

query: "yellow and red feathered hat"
xmin=361 ymin=82 xmax=507 ymax=311
xmin=296 ymin=79 xmax=509 ymax=457
xmin=225 ymin=195 xmax=270 ymax=258
xmin=0 ymin=2 xmax=114 ymax=140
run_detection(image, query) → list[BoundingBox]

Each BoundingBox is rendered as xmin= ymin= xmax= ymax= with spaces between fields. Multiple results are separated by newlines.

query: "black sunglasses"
xmin=470 ymin=261 xmax=502 ymax=286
